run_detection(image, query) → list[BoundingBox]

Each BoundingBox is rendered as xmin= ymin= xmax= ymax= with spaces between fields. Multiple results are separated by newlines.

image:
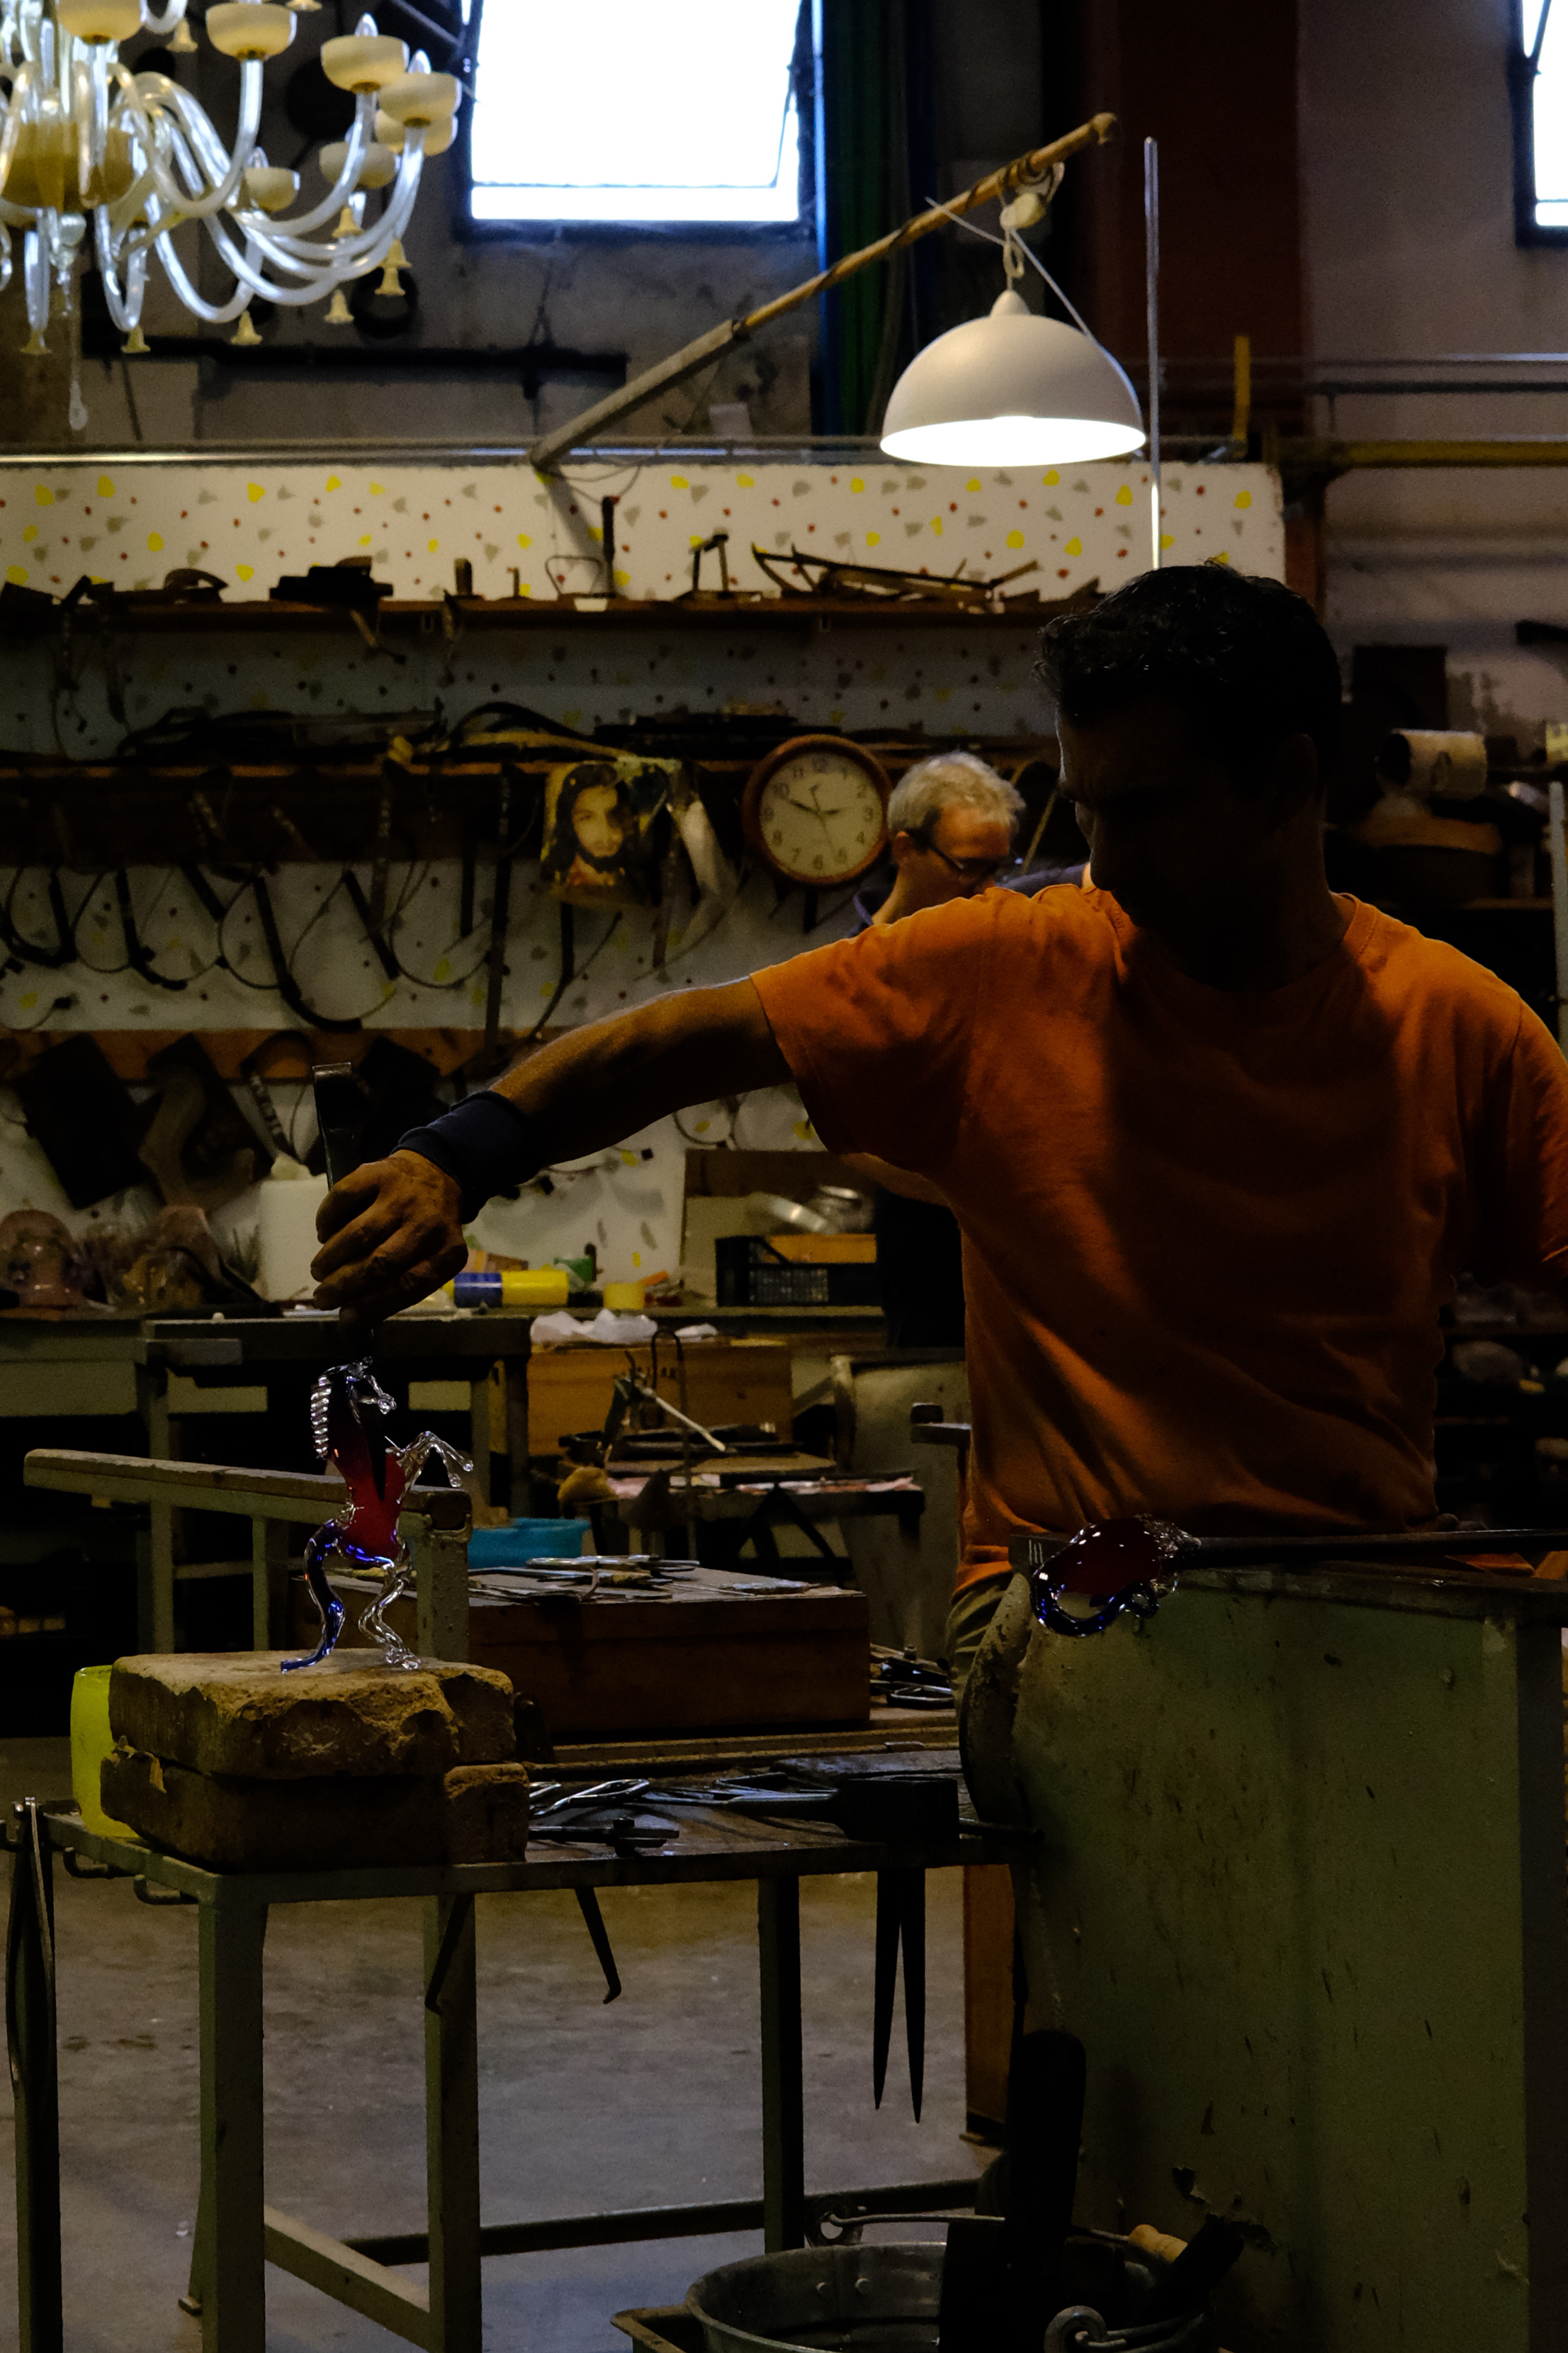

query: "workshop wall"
xmin=0 ymin=455 xmax=1282 ymax=1293
xmin=1299 ymin=0 xmax=1568 ymax=744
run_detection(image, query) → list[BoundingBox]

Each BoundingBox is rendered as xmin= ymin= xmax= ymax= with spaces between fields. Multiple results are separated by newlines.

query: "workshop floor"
xmin=0 ymin=1739 xmax=983 ymax=2353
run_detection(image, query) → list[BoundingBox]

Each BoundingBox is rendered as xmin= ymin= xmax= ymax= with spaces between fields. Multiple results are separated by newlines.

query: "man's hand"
xmin=312 ymin=1150 xmax=466 ymax=1325
xmin=308 ymin=982 xmax=789 ymax=1323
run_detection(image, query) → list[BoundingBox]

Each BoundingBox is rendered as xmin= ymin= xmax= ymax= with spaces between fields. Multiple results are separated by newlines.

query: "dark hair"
xmin=1036 ymin=563 xmax=1341 ymax=786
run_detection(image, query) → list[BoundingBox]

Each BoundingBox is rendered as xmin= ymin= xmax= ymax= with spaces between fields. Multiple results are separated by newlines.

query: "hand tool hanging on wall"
xmin=250 ymin=872 xmax=363 ymax=1034
xmin=0 ymin=863 xmax=75 ymax=970
xmin=137 ymin=1035 xmax=273 ymax=1211
xmin=13 ymin=1034 xmax=146 ymax=1207
xmin=240 ymin=1031 xmax=315 ymax=1159
xmin=113 ymin=867 xmax=188 ymax=992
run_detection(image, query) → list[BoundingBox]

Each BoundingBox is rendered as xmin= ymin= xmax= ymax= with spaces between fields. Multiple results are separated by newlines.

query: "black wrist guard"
xmin=396 ymin=1094 xmax=546 ymax=1223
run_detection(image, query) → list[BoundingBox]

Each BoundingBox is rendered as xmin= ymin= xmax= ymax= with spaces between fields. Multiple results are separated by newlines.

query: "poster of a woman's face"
xmin=541 ymin=761 xmax=660 ymax=906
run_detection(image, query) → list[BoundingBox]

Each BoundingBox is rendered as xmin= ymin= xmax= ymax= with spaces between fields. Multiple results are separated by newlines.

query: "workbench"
xmin=0 ymin=1305 xmax=888 ymax=1656
xmin=961 ymin=1558 xmax=1568 ymax=2353
xmin=6 ymin=1751 xmax=1018 ymax=2353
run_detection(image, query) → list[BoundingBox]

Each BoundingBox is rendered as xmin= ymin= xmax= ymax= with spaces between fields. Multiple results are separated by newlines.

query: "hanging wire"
xmin=926 ymin=186 xmax=1103 ymax=347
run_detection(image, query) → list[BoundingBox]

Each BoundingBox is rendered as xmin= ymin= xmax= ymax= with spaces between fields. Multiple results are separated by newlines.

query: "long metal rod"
xmin=526 ymin=113 xmax=1119 ymax=471
xmin=339 ymin=2176 xmax=983 ymax=2266
xmin=1144 ymin=136 xmax=1161 ymax=568
xmin=1549 ymin=778 xmax=1568 ymax=1055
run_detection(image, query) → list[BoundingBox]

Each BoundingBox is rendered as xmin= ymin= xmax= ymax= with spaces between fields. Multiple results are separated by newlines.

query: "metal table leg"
xmin=8 ymin=1799 xmax=62 ymax=2353
xmin=424 ymin=1893 xmax=482 ymax=2352
xmin=757 ymin=1877 xmax=805 ymax=2251
xmin=197 ymin=1895 xmax=268 ymax=2353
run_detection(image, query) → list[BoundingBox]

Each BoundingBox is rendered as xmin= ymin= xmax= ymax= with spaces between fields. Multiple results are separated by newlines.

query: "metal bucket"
xmin=687 ymin=2240 xmax=1214 ymax=2353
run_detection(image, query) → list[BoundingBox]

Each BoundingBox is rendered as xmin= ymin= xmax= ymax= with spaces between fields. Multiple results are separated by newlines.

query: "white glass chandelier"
xmin=0 ymin=0 xmax=460 ymax=354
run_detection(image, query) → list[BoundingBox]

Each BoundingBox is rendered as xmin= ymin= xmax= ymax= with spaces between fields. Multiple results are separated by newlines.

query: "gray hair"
xmin=887 ymin=751 xmax=1025 ymax=839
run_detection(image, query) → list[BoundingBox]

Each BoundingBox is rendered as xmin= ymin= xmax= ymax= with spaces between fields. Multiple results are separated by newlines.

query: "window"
xmin=1514 ymin=1 xmax=1568 ymax=237
xmin=467 ymin=0 xmax=806 ymax=228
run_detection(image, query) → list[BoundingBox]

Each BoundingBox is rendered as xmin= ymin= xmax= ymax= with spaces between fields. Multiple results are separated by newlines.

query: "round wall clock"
xmin=741 ymin=735 xmax=891 ymax=887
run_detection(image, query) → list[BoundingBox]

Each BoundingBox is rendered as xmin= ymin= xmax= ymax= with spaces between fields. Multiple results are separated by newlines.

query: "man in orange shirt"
xmin=312 ymin=566 xmax=1568 ymax=1687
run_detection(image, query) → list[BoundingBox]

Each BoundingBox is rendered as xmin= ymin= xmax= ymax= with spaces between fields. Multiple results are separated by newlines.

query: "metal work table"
xmin=7 ymin=1755 xmax=1018 ymax=2353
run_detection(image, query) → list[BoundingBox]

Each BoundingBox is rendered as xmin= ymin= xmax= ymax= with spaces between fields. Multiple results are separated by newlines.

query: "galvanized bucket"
xmin=687 ymin=2240 xmax=1214 ymax=2353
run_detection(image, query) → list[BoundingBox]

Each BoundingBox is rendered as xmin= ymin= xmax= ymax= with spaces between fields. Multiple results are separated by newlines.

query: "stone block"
xmin=101 ymin=1745 xmax=531 ymax=1872
xmin=108 ymin=1651 xmax=515 ymax=1780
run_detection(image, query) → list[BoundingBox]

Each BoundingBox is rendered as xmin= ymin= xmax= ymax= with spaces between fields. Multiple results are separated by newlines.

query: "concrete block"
xmin=101 ymin=1745 xmax=531 ymax=1872
xmin=108 ymin=1651 xmax=515 ymax=1781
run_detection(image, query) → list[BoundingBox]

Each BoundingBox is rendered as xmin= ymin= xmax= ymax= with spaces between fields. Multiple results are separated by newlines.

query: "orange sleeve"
xmin=750 ymin=894 xmax=991 ymax=1171
xmin=1471 ymin=999 xmax=1568 ymax=1288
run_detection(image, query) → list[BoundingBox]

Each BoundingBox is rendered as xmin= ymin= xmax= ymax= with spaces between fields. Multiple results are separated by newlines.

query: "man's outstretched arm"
xmin=311 ymin=979 xmax=790 ymax=1323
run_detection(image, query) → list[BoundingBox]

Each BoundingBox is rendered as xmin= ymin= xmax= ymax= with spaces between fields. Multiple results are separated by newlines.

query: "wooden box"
xmin=317 ymin=1568 xmax=871 ymax=1740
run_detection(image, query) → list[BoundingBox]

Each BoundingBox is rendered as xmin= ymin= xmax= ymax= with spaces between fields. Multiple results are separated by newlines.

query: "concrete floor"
xmin=0 ymin=1737 xmax=983 ymax=2353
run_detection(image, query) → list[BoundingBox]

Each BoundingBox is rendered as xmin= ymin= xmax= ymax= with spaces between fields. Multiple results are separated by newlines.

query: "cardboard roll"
xmin=1376 ymin=728 xmax=1489 ymax=801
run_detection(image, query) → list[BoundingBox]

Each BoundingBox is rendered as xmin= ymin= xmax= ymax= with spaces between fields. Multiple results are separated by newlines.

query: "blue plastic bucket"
xmin=468 ymin=1519 xmax=585 ymax=1569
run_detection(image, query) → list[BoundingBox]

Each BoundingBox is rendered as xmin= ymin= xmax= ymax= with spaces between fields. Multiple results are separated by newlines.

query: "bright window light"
xmin=1525 ymin=0 xmax=1568 ymax=227
xmin=468 ymin=0 xmax=803 ymax=226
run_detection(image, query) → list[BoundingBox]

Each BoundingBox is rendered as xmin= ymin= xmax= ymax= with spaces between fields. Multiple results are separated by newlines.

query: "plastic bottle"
xmin=448 ymin=1268 xmax=570 ymax=1309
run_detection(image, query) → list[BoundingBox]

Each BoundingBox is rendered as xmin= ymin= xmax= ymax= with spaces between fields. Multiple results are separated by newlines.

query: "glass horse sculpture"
xmin=284 ymin=1359 xmax=473 ymax=1673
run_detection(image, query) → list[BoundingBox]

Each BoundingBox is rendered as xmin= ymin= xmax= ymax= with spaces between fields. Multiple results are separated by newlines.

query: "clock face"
xmin=749 ymin=741 xmax=889 ymax=885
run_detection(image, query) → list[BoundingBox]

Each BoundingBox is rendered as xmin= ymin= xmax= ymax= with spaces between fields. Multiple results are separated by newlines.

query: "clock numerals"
xmin=748 ymin=738 xmax=889 ymax=885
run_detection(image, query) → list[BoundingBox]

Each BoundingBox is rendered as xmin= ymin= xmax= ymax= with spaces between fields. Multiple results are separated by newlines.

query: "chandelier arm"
xmin=0 ymin=225 xmax=10 ymax=297
xmin=256 ymin=94 xmax=377 ymax=238
xmin=0 ymin=64 xmax=35 ymax=200
xmin=152 ymin=225 xmax=258 ymax=322
xmin=198 ymin=212 xmax=367 ymax=303
xmin=23 ymin=220 xmax=46 ymax=330
xmin=113 ymin=62 xmax=264 ymax=222
xmin=93 ymin=196 xmax=145 ymax=329
xmin=137 ymin=0 xmax=188 ymax=34
xmin=109 ymin=77 xmax=233 ymax=220
xmin=258 ymin=139 xmax=425 ymax=262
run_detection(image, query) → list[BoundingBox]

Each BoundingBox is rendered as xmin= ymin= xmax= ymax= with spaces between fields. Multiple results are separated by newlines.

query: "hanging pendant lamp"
xmin=879 ymin=287 xmax=1144 ymax=468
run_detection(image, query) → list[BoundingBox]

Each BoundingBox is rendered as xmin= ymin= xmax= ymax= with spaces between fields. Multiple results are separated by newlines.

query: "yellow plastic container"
xmin=70 ymin=1664 xmax=133 ymax=1838
xmin=601 ymin=1281 xmax=648 ymax=1313
xmin=446 ymin=1267 xmax=570 ymax=1309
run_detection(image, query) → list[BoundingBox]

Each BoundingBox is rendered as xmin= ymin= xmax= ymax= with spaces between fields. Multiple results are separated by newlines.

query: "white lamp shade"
xmin=880 ymin=289 xmax=1144 ymax=468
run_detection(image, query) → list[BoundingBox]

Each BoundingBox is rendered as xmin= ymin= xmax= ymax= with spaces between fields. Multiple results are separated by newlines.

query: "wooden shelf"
xmin=1 ymin=593 xmax=1060 ymax=637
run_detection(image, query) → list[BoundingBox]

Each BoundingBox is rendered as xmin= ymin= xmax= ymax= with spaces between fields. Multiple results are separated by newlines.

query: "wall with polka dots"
xmin=0 ymin=454 xmax=1280 ymax=606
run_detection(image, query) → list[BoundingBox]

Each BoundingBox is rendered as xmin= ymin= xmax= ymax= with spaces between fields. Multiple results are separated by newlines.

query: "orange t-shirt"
xmin=752 ymin=887 xmax=1568 ymax=1588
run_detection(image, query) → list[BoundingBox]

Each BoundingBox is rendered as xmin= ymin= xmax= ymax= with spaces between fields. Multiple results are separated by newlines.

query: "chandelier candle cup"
xmin=321 ymin=30 xmax=409 ymax=89
xmin=205 ymin=2 xmax=296 ymax=60
xmin=55 ymin=0 xmax=140 ymax=37
xmin=376 ymin=70 xmax=459 ymax=126
xmin=320 ymin=137 xmax=396 ymax=189
xmin=242 ymin=162 xmax=299 ymax=211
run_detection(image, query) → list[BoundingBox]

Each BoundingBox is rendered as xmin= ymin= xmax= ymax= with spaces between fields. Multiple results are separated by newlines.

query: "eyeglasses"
xmin=908 ymin=830 xmax=1015 ymax=885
